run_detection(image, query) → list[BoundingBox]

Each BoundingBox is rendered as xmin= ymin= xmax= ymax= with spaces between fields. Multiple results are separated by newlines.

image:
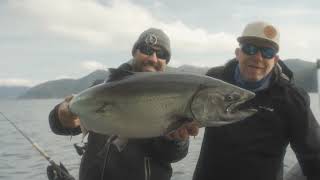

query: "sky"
xmin=0 ymin=0 xmax=320 ymax=87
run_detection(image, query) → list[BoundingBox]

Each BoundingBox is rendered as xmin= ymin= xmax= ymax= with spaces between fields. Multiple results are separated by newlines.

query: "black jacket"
xmin=193 ymin=59 xmax=320 ymax=180
xmin=49 ymin=62 xmax=189 ymax=180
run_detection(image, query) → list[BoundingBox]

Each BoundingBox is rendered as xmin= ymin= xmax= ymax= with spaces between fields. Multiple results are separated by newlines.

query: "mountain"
xmin=166 ymin=65 xmax=209 ymax=74
xmin=19 ymin=70 xmax=109 ymax=99
xmin=19 ymin=66 xmax=210 ymax=99
xmin=283 ymin=59 xmax=317 ymax=92
xmin=0 ymin=86 xmax=29 ymax=99
xmin=16 ymin=59 xmax=318 ymax=99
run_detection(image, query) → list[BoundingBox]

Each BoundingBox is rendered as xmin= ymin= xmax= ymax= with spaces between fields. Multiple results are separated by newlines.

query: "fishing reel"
xmin=73 ymin=142 xmax=88 ymax=156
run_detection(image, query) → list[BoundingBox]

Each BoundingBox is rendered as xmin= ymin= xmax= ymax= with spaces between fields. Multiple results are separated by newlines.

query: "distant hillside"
xmin=16 ymin=59 xmax=318 ymax=99
xmin=283 ymin=59 xmax=317 ymax=92
xmin=19 ymin=70 xmax=109 ymax=99
xmin=166 ymin=65 xmax=209 ymax=74
xmin=18 ymin=65 xmax=210 ymax=99
xmin=0 ymin=86 xmax=29 ymax=99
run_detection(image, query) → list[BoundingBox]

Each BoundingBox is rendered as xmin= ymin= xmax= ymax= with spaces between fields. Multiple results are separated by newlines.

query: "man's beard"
xmin=132 ymin=60 xmax=164 ymax=72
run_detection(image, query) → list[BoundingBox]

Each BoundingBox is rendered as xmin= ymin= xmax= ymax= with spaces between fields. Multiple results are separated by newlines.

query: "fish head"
xmin=191 ymin=84 xmax=256 ymax=127
xmin=69 ymin=83 xmax=117 ymax=127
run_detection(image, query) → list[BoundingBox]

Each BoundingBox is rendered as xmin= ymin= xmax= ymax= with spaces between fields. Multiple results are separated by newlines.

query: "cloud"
xmin=164 ymin=21 xmax=237 ymax=54
xmin=0 ymin=78 xmax=35 ymax=87
xmin=279 ymin=25 xmax=320 ymax=60
xmin=274 ymin=7 xmax=319 ymax=17
xmin=9 ymin=0 xmax=237 ymax=55
xmin=80 ymin=60 xmax=107 ymax=71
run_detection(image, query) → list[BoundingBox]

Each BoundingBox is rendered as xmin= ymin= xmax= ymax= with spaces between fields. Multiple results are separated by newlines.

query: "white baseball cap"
xmin=237 ymin=21 xmax=280 ymax=51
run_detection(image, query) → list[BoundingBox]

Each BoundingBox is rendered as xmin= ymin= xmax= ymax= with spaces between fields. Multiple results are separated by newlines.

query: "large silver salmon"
xmin=70 ymin=69 xmax=256 ymax=139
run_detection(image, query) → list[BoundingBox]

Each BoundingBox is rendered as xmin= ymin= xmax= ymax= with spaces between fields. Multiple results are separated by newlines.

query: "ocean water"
xmin=0 ymin=93 xmax=319 ymax=180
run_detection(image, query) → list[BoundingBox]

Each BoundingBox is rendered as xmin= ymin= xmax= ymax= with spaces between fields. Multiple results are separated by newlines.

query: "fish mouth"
xmin=226 ymin=100 xmax=245 ymax=113
xmin=225 ymin=95 xmax=256 ymax=114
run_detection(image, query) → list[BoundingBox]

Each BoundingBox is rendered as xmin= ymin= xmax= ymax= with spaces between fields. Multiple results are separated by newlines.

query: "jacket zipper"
xmin=144 ymin=157 xmax=151 ymax=180
xmin=100 ymin=136 xmax=117 ymax=180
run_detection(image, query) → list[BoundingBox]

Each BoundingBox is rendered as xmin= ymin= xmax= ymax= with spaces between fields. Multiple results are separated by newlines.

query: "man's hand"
xmin=166 ymin=121 xmax=199 ymax=141
xmin=57 ymin=95 xmax=80 ymax=128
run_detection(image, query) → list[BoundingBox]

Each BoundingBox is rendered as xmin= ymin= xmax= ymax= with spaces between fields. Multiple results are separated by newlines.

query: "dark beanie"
xmin=132 ymin=28 xmax=171 ymax=63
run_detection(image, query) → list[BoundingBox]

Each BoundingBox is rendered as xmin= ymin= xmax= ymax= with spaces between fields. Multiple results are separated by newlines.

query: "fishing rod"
xmin=0 ymin=111 xmax=75 ymax=180
xmin=317 ymin=59 xmax=320 ymax=108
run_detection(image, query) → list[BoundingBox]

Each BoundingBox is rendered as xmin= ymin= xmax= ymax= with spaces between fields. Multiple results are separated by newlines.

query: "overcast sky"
xmin=1 ymin=0 xmax=319 ymax=87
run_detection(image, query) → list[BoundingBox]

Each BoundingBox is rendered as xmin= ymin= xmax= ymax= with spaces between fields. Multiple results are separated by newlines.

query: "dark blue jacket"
xmin=193 ymin=59 xmax=320 ymax=180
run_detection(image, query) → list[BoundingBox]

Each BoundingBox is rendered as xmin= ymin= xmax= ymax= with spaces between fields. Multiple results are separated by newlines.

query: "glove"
xmin=47 ymin=162 xmax=75 ymax=180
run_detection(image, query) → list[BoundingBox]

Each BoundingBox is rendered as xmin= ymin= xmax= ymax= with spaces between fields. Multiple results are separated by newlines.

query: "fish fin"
xmin=165 ymin=115 xmax=194 ymax=134
xmin=107 ymin=68 xmax=135 ymax=81
xmin=80 ymin=123 xmax=89 ymax=142
xmin=111 ymin=137 xmax=128 ymax=152
xmin=95 ymin=102 xmax=115 ymax=113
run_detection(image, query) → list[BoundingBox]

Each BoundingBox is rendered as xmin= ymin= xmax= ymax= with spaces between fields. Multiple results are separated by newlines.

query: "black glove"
xmin=74 ymin=142 xmax=87 ymax=156
xmin=47 ymin=162 xmax=75 ymax=180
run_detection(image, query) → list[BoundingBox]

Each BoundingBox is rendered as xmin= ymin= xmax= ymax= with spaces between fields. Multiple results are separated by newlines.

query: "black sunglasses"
xmin=241 ymin=43 xmax=277 ymax=59
xmin=138 ymin=44 xmax=169 ymax=60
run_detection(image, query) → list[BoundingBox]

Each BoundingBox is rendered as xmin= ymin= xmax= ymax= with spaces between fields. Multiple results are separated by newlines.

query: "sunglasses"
xmin=241 ymin=43 xmax=277 ymax=59
xmin=138 ymin=44 xmax=169 ymax=60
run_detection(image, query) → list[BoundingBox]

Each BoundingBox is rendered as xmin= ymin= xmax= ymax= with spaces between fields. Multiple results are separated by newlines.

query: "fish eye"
xmin=225 ymin=93 xmax=240 ymax=102
xmin=225 ymin=95 xmax=233 ymax=101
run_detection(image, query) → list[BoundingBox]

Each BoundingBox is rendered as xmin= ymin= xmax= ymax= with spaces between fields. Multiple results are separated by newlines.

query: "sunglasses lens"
xmin=139 ymin=45 xmax=153 ymax=56
xmin=139 ymin=44 xmax=168 ymax=60
xmin=241 ymin=44 xmax=258 ymax=56
xmin=241 ymin=44 xmax=276 ymax=59
xmin=156 ymin=50 xmax=168 ymax=59
xmin=261 ymin=47 xmax=276 ymax=59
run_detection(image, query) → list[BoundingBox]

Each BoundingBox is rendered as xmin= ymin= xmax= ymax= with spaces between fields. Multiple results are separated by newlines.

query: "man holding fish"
xmin=193 ymin=21 xmax=320 ymax=180
xmin=49 ymin=28 xmax=200 ymax=180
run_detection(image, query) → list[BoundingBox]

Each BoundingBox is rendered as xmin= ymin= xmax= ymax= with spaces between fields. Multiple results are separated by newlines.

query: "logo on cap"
xmin=264 ymin=25 xmax=277 ymax=39
xmin=145 ymin=34 xmax=158 ymax=46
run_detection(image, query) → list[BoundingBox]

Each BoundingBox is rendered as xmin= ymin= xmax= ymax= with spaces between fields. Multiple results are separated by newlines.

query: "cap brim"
xmin=237 ymin=36 xmax=279 ymax=51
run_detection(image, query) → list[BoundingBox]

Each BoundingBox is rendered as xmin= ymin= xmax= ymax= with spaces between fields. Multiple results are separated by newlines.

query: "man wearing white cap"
xmin=193 ymin=21 xmax=320 ymax=180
